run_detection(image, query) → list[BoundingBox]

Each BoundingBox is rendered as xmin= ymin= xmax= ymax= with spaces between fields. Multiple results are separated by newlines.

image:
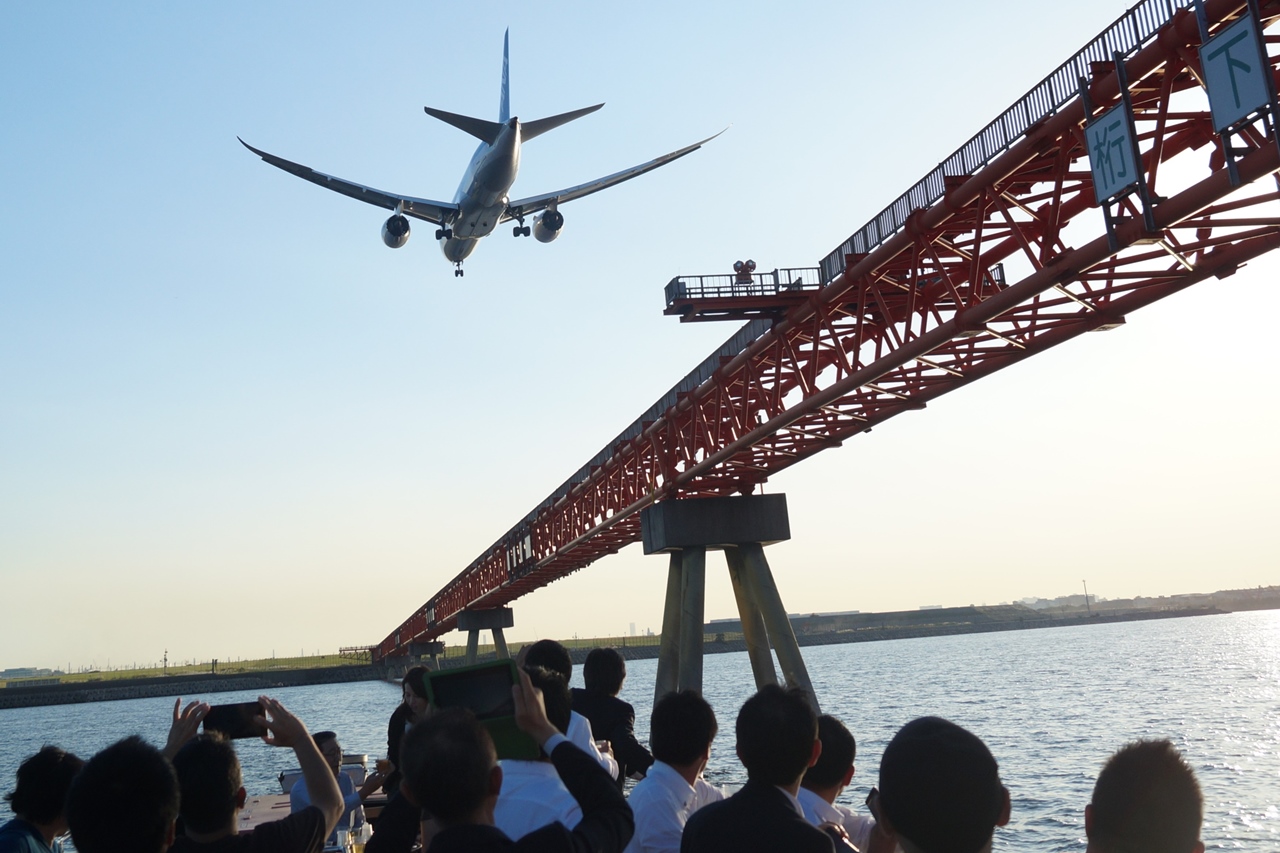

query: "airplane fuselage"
xmin=440 ymin=118 xmax=522 ymax=261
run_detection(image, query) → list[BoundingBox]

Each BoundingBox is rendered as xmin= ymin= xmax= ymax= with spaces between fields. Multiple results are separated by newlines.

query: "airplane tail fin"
xmin=499 ymin=29 xmax=510 ymax=123
xmin=522 ymin=103 xmax=605 ymax=142
xmin=428 ymin=30 xmax=599 ymax=144
xmin=424 ymin=106 xmax=505 ymax=145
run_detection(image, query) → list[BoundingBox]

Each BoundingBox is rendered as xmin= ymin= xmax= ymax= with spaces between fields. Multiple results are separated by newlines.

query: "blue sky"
xmin=3 ymin=1 xmax=1276 ymax=670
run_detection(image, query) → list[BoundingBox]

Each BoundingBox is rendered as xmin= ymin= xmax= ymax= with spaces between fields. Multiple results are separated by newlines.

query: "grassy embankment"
xmin=4 ymin=634 xmax=681 ymax=687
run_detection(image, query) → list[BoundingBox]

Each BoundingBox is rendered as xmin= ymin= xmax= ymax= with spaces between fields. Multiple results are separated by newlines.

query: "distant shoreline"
xmin=0 ymin=604 xmax=1249 ymax=710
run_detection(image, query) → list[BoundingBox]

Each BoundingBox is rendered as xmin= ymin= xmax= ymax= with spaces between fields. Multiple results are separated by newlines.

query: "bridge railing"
xmin=819 ymin=0 xmax=1197 ymax=283
xmin=664 ymin=267 xmax=824 ymax=305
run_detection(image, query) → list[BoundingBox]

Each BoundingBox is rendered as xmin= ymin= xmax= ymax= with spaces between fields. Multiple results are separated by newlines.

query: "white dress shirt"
xmin=494 ymin=738 xmax=583 ymax=842
xmin=622 ymin=761 xmax=725 ymax=853
xmin=797 ymin=787 xmax=877 ymax=852
xmin=567 ymin=710 xmax=619 ymax=779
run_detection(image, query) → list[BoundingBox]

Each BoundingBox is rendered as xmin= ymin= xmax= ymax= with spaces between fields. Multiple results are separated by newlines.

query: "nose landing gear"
xmin=454 ymin=262 xmax=464 ymax=277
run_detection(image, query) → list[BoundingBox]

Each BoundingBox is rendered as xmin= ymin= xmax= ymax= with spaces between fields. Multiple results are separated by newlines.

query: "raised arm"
xmin=257 ymin=695 xmax=344 ymax=837
xmin=513 ymin=669 xmax=634 ymax=853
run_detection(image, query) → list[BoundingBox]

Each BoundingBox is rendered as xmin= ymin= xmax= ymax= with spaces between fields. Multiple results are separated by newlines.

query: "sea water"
xmin=1 ymin=609 xmax=1276 ymax=850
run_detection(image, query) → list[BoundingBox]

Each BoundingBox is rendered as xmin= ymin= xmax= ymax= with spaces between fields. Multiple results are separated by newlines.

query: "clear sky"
xmin=2 ymin=2 xmax=1276 ymax=671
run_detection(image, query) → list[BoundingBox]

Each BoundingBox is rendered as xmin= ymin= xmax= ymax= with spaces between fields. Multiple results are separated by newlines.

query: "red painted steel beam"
xmin=375 ymin=0 xmax=1280 ymax=660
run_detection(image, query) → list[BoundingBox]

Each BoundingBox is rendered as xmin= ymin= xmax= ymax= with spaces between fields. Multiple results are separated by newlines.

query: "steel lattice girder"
xmin=376 ymin=0 xmax=1280 ymax=659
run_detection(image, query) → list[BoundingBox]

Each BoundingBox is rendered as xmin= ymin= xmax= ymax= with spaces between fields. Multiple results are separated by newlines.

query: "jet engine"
xmin=532 ymin=209 xmax=564 ymax=243
xmin=381 ymin=214 xmax=411 ymax=248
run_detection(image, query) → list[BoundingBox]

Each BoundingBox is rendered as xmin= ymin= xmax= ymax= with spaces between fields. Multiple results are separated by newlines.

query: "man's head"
xmin=1086 ymin=739 xmax=1203 ymax=853
xmin=735 ymin=684 xmax=818 ymax=787
xmin=313 ymin=731 xmax=343 ymax=775
xmin=878 ymin=716 xmax=1010 ymax=853
xmin=399 ymin=708 xmax=500 ymax=825
xmin=650 ymin=690 xmax=717 ymax=769
xmin=802 ymin=715 xmax=856 ymax=796
xmin=67 ymin=736 xmax=179 ymax=853
xmin=582 ymin=647 xmax=626 ymax=696
xmin=171 ymin=733 xmax=245 ymax=835
xmin=4 ymin=745 xmax=84 ymax=829
xmin=523 ymin=665 xmax=571 ymax=736
xmin=522 ymin=639 xmax=573 ymax=683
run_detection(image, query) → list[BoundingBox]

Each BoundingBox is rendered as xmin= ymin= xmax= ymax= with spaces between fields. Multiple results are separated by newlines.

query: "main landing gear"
xmin=511 ymin=215 xmax=531 ymax=238
xmin=436 ymin=226 xmax=454 ymax=240
xmin=454 ymin=262 xmax=464 ymax=278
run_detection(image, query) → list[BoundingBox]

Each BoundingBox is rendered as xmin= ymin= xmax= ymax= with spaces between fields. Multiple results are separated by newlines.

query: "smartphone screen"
xmin=203 ymin=701 xmax=266 ymax=739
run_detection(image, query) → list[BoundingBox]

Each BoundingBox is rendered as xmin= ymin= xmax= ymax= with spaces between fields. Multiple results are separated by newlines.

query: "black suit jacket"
xmin=680 ymin=780 xmax=835 ymax=853
xmin=570 ymin=688 xmax=654 ymax=785
xmin=426 ymin=739 xmax=633 ymax=853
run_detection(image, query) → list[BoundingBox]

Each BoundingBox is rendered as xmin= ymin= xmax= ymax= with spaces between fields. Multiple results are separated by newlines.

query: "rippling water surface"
xmin=2 ymin=610 xmax=1277 ymax=850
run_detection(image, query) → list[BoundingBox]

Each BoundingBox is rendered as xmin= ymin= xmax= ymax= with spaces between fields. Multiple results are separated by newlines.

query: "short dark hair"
xmin=735 ymin=684 xmax=816 ymax=786
xmin=400 ymin=708 xmax=495 ymax=823
xmin=650 ymin=690 xmax=717 ymax=766
xmin=404 ymin=665 xmax=430 ymax=700
xmin=1089 ymin=739 xmax=1202 ymax=853
xmin=803 ymin=715 xmax=856 ymax=791
xmin=313 ymin=731 xmax=338 ymax=748
xmin=4 ymin=745 xmax=84 ymax=825
xmin=879 ymin=717 xmax=1004 ymax=853
xmin=582 ymin=648 xmax=626 ymax=696
xmin=523 ymin=640 xmax=572 ymax=682
xmin=523 ymin=665 xmax=571 ymax=736
xmin=67 ymin=736 xmax=178 ymax=853
xmin=171 ymin=733 xmax=242 ymax=834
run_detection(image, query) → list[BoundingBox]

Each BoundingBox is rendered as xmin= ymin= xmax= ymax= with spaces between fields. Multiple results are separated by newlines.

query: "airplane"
xmin=240 ymin=31 xmax=722 ymax=277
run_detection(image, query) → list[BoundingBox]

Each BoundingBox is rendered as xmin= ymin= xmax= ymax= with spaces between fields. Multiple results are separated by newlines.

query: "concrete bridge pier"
xmin=642 ymin=494 xmax=818 ymax=711
xmin=457 ymin=607 xmax=515 ymax=664
xmin=408 ymin=641 xmax=445 ymax=669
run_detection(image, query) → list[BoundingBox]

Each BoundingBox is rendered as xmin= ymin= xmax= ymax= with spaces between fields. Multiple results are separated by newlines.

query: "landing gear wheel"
xmin=513 ymin=225 xmax=523 ymax=237
xmin=522 ymin=225 xmax=531 ymax=237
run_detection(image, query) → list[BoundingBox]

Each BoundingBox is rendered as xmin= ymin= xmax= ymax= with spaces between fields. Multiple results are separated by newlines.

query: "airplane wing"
xmin=238 ymin=138 xmax=458 ymax=225
xmin=503 ymin=129 xmax=726 ymax=220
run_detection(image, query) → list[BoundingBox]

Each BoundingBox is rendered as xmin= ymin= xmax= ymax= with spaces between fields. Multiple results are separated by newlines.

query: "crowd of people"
xmin=1 ymin=639 xmax=1206 ymax=853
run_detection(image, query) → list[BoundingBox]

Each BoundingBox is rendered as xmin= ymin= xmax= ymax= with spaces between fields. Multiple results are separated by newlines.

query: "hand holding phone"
xmin=512 ymin=665 xmax=559 ymax=747
xmin=256 ymin=696 xmax=309 ymax=748
xmin=163 ymin=698 xmax=210 ymax=759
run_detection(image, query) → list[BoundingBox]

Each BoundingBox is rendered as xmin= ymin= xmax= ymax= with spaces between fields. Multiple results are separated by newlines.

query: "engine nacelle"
xmin=381 ymin=214 xmax=411 ymax=249
xmin=532 ymin=209 xmax=564 ymax=244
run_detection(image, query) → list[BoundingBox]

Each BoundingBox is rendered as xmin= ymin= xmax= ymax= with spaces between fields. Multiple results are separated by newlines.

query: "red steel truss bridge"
xmin=375 ymin=0 xmax=1280 ymax=661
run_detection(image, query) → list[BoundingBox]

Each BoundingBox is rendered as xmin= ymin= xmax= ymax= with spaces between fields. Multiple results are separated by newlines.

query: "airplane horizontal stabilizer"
xmin=424 ymin=107 xmax=505 ymax=145
xmin=522 ymin=103 xmax=605 ymax=143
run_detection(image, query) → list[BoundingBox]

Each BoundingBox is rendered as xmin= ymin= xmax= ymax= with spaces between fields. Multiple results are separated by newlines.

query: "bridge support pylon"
xmin=409 ymin=641 xmax=445 ymax=669
xmin=641 ymin=494 xmax=818 ymax=711
xmin=456 ymin=607 xmax=515 ymax=665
